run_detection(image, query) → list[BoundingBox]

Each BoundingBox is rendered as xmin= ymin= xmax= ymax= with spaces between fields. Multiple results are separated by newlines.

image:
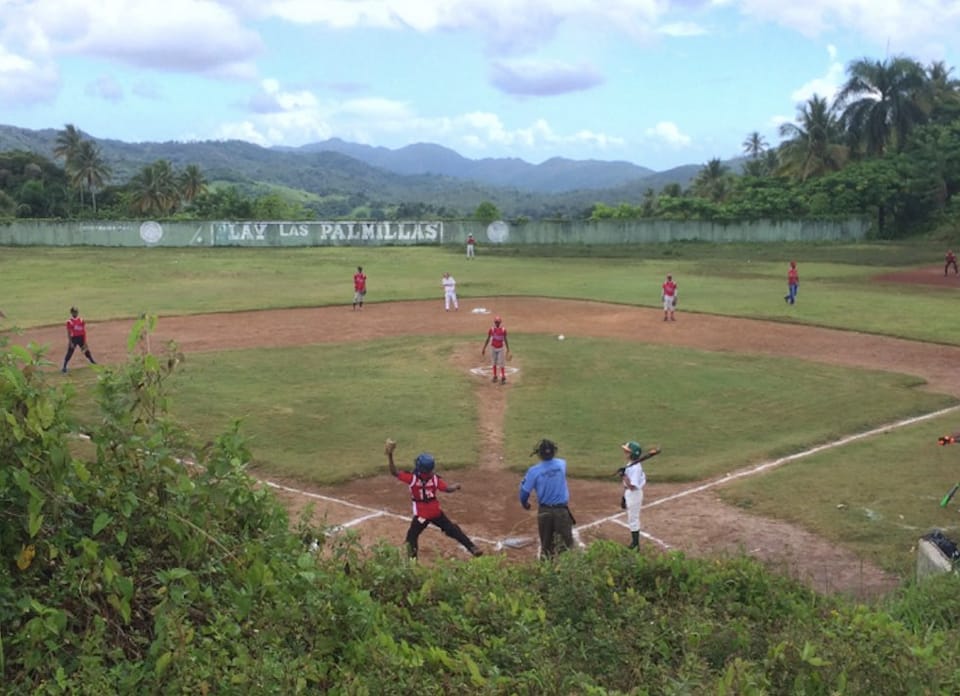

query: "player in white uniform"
xmin=441 ymin=272 xmax=459 ymax=311
xmin=620 ymin=441 xmax=648 ymax=549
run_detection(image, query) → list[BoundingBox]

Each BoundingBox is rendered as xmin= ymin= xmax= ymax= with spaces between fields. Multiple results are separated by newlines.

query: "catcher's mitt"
xmin=384 ymin=438 xmax=396 ymax=455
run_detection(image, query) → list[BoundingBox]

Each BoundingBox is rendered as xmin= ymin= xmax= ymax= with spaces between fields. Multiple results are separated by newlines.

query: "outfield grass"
xmin=718 ymin=412 xmax=960 ymax=575
xmin=11 ymin=240 xmax=960 ymax=576
xmin=3 ymin=242 xmax=959 ymax=344
xmin=65 ymin=336 xmax=957 ymax=492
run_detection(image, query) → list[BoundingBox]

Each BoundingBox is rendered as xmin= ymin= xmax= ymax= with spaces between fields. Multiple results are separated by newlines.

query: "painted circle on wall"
xmin=139 ymin=221 xmax=163 ymax=244
xmin=486 ymin=220 xmax=509 ymax=244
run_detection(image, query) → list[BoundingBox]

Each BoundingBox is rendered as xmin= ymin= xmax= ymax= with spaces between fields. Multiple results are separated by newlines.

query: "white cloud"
xmin=645 ymin=121 xmax=692 ymax=147
xmin=1 ymin=0 xmax=262 ymax=103
xmin=216 ymin=78 xmax=625 ymax=156
xmin=0 ymin=43 xmax=60 ymax=104
xmin=789 ymin=44 xmax=844 ymax=103
xmin=731 ymin=0 xmax=960 ymax=56
xmin=657 ymin=21 xmax=707 ymax=37
xmin=256 ymin=0 xmax=666 ymax=52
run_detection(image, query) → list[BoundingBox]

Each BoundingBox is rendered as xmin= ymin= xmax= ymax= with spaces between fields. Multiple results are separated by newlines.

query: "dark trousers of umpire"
xmin=405 ymin=513 xmax=474 ymax=558
xmin=537 ymin=505 xmax=574 ymax=558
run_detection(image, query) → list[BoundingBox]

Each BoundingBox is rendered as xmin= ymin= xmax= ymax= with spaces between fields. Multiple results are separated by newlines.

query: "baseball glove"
xmin=384 ymin=438 xmax=396 ymax=455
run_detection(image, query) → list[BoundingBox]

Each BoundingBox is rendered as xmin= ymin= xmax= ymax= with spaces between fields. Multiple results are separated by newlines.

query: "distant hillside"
xmin=0 ymin=124 xmax=709 ymax=217
xmin=289 ymin=138 xmax=656 ymax=193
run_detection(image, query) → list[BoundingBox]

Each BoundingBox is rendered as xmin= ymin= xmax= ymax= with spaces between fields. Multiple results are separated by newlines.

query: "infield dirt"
xmin=19 ymin=283 xmax=960 ymax=598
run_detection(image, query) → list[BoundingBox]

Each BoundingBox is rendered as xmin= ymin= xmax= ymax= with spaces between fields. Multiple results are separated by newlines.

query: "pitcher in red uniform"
xmin=661 ymin=274 xmax=678 ymax=321
xmin=481 ymin=315 xmax=511 ymax=384
xmin=62 ymin=306 xmax=97 ymax=373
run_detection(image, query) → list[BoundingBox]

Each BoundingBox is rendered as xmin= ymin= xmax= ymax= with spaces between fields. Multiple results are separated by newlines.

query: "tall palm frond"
xmin=777 ymin=95 xmax=848 ymax=181
xmin=835 ymin=55 xmax=927 ymax=157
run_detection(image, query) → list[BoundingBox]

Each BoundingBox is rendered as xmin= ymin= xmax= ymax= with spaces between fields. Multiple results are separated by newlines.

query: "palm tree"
xmin=128 ymin=160 xmax=180 ymax=216
xmin=53 ymin=124 xmax=83 ymax=167
xmin=742 ymin=131 xmax=768 ymax=159
xmin=660 ymin=182 xmax=683 ymax=198
xmin=922 ymin=61 xmax=960 ymax=124
xmin=178 ymin=164 xmax=208 ymax=205
xmin=53 ymin=124 xmax=84 ymax=206
xmin=777 ymin=95 xmax=847 ymax=181
xmin=835 ymin=55 xmax=927 ymax=157
xmin=691 ymin=158 xmax=732 ymax=202
xmin=69 ymin=140 xmax=111 ymax=213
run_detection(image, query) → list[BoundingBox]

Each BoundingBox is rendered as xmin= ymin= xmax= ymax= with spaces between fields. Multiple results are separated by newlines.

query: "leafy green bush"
xmin=3 ymin=324 xmax=960 ymax=694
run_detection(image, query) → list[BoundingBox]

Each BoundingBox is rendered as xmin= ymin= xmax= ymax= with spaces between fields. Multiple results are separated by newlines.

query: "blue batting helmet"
xmin=414 ymin=453 xmax=435 ymax=475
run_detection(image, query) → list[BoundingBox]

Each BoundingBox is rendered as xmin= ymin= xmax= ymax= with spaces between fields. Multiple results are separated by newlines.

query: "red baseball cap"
xmin=494 ymin=315 xmax=502 ymax=323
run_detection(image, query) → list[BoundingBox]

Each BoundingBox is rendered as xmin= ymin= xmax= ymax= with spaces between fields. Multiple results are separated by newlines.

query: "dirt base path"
xmin=22 ymin=296 xmax=960 ymax=598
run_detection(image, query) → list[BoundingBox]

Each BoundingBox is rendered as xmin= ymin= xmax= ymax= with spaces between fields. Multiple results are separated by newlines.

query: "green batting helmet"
xmin=621 ymin=441 xmax=642 ymax=459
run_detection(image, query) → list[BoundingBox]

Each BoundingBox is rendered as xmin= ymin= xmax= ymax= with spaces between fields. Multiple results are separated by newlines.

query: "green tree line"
xmin=591 ymin=55 xmax=960 ymax=237
xmin=2 ymin=54 xmax=960 ymax=235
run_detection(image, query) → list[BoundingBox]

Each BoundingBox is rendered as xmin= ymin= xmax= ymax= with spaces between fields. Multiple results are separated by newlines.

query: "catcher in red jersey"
xmin=61 ymin=306 xmax=97 ymax=373
xmin=481 ymin=315 xmax=511 ymax=384
xmin=385 ymin=439 xmax=483 ymax=559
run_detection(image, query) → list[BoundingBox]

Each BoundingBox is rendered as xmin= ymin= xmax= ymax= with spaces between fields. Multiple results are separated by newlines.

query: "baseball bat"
xmin=614 ymin=447 xmax=662 ymax=476
xmin=639 ymin=447 xmax=661 ymax=462
xmin=941 ymin=482 xmax=960 ymax=507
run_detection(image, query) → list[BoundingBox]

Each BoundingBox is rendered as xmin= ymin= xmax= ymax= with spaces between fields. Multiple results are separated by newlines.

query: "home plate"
xmin=470 ymin=366 xmax=519 ymax=377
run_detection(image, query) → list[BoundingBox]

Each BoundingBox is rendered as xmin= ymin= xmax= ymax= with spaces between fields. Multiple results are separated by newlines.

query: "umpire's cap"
xmin=531 ymin=439 xmax=558 ymax=459
xmin=621 ymin=441 xmax=642 ymax=459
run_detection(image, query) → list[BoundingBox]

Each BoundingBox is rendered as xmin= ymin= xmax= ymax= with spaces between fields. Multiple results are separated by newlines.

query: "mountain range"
xmin=0 ymin=124 xmax=710 ymax=216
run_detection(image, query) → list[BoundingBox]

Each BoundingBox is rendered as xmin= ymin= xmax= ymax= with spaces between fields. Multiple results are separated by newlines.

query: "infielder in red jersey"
xmin=352 ymin=266 xmax=367 ymax=310
xmin=784 ymin=261 xmax=799 ymax=305
xmin=385 ymin=440 xmax=483 ymax=559
xmin=661 ymin=274 xmax=677 ymax=321
xmin=481 ymin=315 xmax=511 ymax=384
xmin=946 ymin=250 xmax=958 ymax=276
xmin=61 ymin=306 xmax=97 ymax=373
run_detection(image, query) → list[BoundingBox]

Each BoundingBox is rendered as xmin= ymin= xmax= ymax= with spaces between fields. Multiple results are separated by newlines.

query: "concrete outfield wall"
xmin=0 ymin=217 xmax=867 ymax=247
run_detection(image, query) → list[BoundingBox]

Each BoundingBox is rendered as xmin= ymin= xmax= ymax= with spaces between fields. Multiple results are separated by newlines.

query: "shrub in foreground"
xmin=2 ymin=323 xmax=960 ymax=694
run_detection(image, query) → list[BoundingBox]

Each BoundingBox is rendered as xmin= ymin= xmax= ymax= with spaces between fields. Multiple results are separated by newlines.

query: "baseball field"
xmin=5 ymin=241 xmax=960 ymax=596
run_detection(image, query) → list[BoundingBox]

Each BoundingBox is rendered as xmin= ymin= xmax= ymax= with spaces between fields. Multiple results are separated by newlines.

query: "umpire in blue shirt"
xmin=519 ymin=438 xmax=574 ymax=558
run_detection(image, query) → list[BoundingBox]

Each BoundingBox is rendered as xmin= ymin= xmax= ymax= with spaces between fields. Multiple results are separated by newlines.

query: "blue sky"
xmin=2 ymin=0 xmax=959 ymax=172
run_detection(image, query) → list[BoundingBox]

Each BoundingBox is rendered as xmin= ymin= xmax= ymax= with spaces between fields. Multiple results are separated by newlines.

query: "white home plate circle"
xmin=470 ymin=366 xmax=519 ymax=377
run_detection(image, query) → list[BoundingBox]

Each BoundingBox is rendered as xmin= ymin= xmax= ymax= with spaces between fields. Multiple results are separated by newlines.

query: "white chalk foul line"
xmin=575 ymin=404 xmax=960 ymax=544
xmin=263 ymin=480 xmax=409 ymax=520
xmin=263 ymin=480 xmax=499 ymax=549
